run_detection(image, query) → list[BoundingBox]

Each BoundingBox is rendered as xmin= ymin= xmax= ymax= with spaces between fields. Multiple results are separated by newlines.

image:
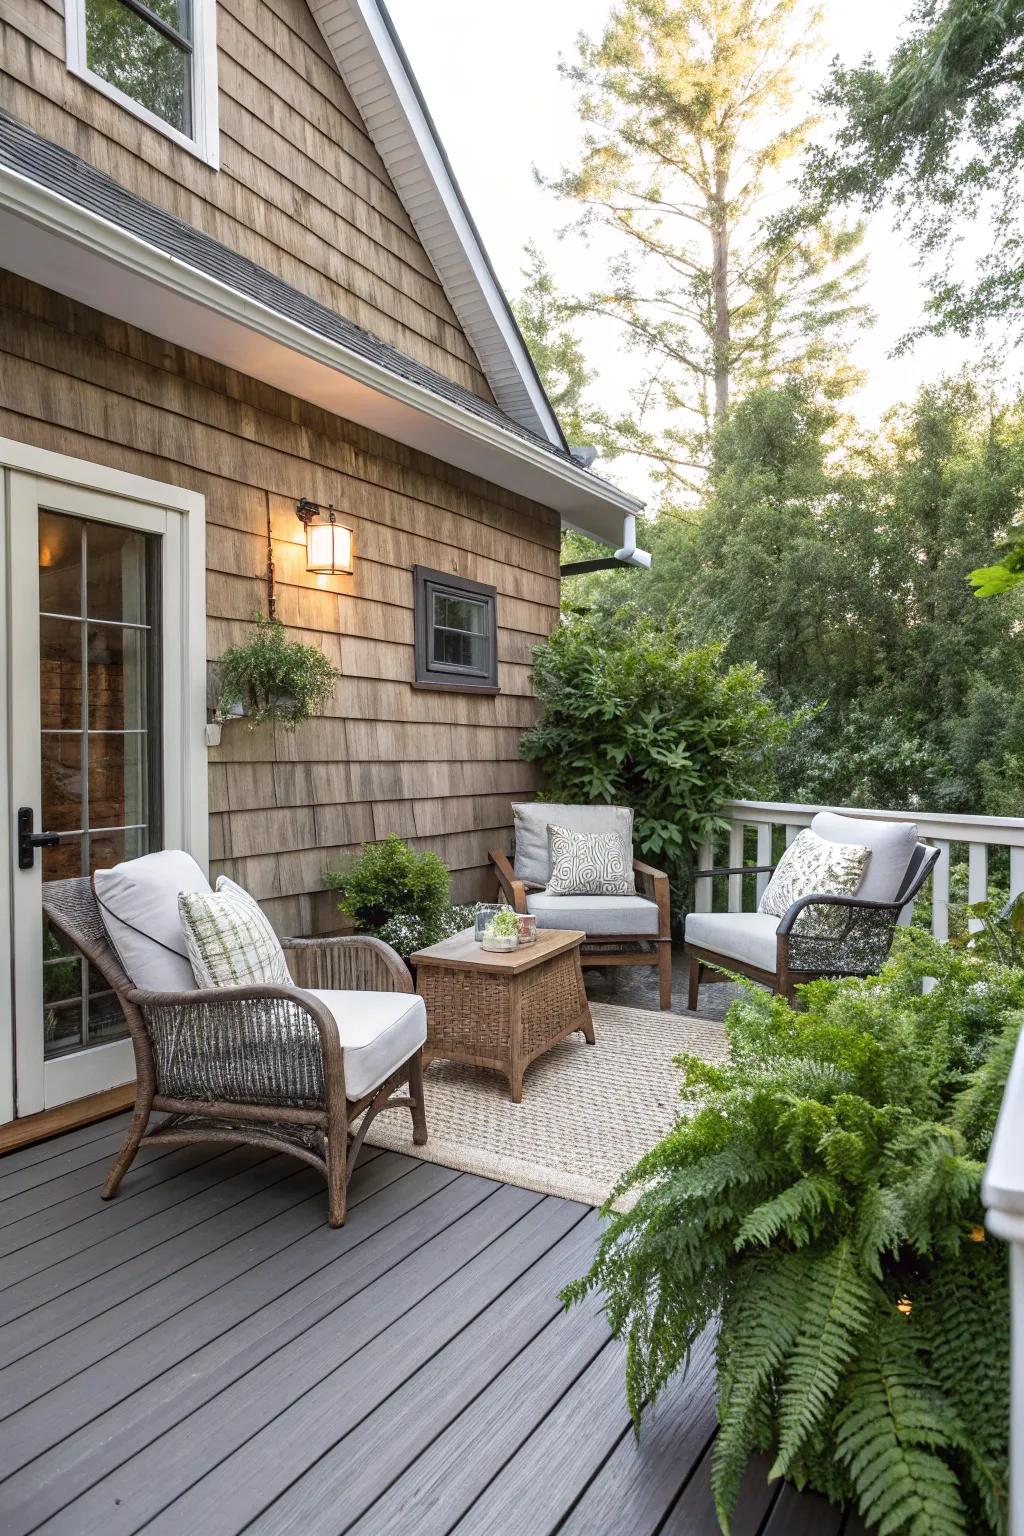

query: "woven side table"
xmin=410 ymin=928 xmax=594 ymax=1102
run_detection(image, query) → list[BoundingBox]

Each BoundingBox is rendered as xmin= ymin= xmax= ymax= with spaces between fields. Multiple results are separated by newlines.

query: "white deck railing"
xmin=697 ymin=798 xmax=1024 ymax=1530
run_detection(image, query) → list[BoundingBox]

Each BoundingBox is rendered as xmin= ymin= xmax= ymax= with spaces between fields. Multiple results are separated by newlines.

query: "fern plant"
xmin=564 ymin=929 xmax=1024 ymax=1535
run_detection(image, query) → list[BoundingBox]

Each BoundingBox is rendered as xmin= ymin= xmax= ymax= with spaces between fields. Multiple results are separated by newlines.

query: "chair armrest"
xmin=776 ymin=893 xmax=901 ymax=935
xmin=489 ymin=848 xmax=529 ymax=912
xmin=691 ymin=864 xmax=775 ymax=880
xmin=633 ymin=860 xmax=671 ymax=937
xmin=282 ymin=935 xmax=413 ymax=993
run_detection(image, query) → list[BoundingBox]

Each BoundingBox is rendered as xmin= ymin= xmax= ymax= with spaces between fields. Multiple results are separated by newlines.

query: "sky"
xmin=387 ymin=0 xmax=1001 ymax=500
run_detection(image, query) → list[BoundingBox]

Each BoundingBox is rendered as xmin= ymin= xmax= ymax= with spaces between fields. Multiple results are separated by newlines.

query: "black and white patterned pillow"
xmin=545 ymin=824 xmax=636 ymax=896
xmin=758 ymin=828 xmax=870 ymax=936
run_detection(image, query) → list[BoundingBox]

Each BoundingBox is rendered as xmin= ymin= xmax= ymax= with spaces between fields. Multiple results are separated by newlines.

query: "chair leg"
xmin=101 ymin=1089 xmax=153 ymax=1200
xmin=407 ymin=1049 xmax=428 ymax=1146
xmin=658 ymin=943 xmax=673 ymax=1011
xmin=327 ymin=1132 xmax=348 ymax=1228
xmin=687 ymin=954 xmax=702 ymax=1013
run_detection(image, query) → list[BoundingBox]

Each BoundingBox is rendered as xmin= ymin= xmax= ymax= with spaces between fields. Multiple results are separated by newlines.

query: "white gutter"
xmin=0 ymin=163 xmax=643 ymax=543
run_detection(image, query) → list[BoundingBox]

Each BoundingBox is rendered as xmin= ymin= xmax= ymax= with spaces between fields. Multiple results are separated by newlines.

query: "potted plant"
xmin=482 ymin=905 xmax=519 ymax=952
xmin=215 ymin=614 xmax=337 ymax=730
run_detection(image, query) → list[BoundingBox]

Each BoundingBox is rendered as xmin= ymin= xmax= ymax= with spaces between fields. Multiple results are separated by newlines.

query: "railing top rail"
xmin=722 ymin=800 xmax=1024 ymax=842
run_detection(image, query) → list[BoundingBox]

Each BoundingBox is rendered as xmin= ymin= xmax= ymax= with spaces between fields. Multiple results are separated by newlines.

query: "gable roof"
xmin=0 ymin=112 xmax=642 ymax=544
xmin=307 ymin=0 xmax=568 ymax=451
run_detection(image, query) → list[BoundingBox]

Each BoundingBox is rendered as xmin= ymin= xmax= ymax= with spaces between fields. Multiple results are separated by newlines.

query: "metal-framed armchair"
xmin=489 ymin=801 xmax=672 ymax=1010
xmin=41 ymin=877 xmax=427 ymax=1228
xmin=684 ymin=814 xmax=940 ymax=1007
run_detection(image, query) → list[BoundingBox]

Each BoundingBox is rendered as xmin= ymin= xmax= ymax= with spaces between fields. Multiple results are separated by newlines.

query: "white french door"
xmin=3 ymin=449 xmax=207 ymax=1121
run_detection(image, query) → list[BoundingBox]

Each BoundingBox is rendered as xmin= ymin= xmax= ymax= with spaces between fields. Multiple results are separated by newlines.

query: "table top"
xmin=410 ymin=926 xmax=586 ymax=975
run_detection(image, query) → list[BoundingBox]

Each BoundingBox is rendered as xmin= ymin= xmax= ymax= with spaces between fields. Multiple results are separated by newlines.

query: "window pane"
xmin=40 ymin=618 xmax=84 ymax=730
xmin=39 ymin=512 xmax=82 ymax=617
xmin=433 ymin=593 xmax=487 ymax=635
xmin=88 ymin=825 xmax=149 ymax=876
xmin=43 ymin=836 xmax=84 ymax=884
xmin=86 ymin=522 xmax=148 ymax=624
xmin=144 ymin=0 xmax=192 ymax=40
xmin=88 ymin=625 xmax=148 ymax=732
xmin=42 ymin=735 xmax=84 ymax=833
xmin=86 ymin=0 xmax=192 ymax=135
xmin=88 ymin=731 xmax=148 ymax=830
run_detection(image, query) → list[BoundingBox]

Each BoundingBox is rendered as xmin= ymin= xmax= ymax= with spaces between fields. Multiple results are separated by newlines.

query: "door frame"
xmin=1 ymin=438 xmax=207 ymax=1124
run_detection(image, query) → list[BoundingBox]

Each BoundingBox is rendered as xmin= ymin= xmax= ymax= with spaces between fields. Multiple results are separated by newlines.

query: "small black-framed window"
xmin=414 ymin=566 xmax=498 ymax=693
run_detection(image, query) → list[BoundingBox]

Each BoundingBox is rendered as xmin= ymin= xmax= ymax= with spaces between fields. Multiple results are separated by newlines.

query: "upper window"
xmin=67 ymin=0 xmax=219 ymax=167
xmin=414 ymin=567 xmax=498 ymax=693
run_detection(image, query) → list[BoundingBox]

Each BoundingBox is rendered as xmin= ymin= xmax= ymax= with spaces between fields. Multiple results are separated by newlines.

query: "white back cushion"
xmin=94 ymin=850 xmax=211 ymax=992
xmin=810 ymin=813 xmax=918 ymax=905
xmin=512 ymin=803 xmax=634 ymax=887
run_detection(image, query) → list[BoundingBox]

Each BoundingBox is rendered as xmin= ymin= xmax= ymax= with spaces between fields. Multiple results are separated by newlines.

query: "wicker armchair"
xmin=41 ymin=877 xmax=427 ymax=1227
xmin=684 ymin=824 xmax=940 ymax=1006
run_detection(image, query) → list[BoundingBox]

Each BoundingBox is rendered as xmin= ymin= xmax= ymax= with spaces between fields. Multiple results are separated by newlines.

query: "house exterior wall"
xmin=0 ymin=0 xmax=493 ymax=400
xmin=0 ymin=273 xmax=560 ymax=933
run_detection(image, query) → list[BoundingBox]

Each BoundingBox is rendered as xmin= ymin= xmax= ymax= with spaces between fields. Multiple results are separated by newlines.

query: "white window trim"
xmin=0 ymin=438 xmax=208 ymax=1123
xmin=65 ymin=0 xmax=220 ymax=170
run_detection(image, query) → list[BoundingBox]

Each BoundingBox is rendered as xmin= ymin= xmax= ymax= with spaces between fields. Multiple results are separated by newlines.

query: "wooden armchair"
xmin=41 ymin=877 xmax=427 ymax=1227
xmin=490 ymin=847 xmax=673 ymax=1010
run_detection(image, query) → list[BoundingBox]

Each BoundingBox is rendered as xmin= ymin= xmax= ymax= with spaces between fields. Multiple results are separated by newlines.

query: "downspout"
xmin=614 ymin=513 xmax=652 ymax=569
xmin=560 ymin=512 xmax=653 ymax=576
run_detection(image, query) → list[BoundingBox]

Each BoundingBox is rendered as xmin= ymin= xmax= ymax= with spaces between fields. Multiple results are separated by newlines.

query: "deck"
xmin=0 ymin=1116 xmax=860 ymax=1536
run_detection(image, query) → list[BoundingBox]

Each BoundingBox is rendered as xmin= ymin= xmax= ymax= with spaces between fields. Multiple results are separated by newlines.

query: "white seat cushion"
xmin=526 ymin=893 xmax=660 ymax=937
xmin=810 ymin=812 xmax=917 ymax=905
xmin=94 ymin=849 xmax=210 ymax=992
xmin=306 ymin=989 xmax=427 ymax=1101
xmin=685 ymin=912 xmax=781 ymax=973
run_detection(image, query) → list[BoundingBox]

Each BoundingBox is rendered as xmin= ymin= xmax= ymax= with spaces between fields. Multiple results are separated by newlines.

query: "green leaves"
xmin=215 ymin=613 xmax=337 ymax=730
xmin=564 ymin=934 xmax=1022 ymax=1533
xmin=520 ymin=610 xmax=790 ymax=883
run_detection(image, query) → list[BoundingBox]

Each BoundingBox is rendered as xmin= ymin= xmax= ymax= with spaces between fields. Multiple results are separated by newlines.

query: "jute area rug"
xmin=365 ymin=1003 xmax=729 ymax=1208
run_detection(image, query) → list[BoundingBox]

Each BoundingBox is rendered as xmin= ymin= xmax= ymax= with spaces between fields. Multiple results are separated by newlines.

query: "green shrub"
xmin=519 ymin=611 xmax=789 ymax=886
xmin=216 ymin=614 xmax=337 ymax=729
xmin=564 ymin=931 xmax=1024 ymax=1535
xmin=325 ymin=835 xmax=452 ymax=937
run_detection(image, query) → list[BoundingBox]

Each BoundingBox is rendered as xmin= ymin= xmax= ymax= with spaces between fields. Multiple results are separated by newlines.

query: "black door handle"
xmin=17 ymin=807 xmax=59 ymax=870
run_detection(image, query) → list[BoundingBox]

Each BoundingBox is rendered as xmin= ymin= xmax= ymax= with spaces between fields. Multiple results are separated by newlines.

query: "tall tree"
xmin=545 ymin=0 xmax=870 ymax=502
xmin=808 ymin=0 xmax=1024 ymax=344
xmin=512 ymin=243 xmax=596 ymax=446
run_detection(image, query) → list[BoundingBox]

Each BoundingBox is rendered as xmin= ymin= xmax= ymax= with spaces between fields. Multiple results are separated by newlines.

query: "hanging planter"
xmin=214 ymin=614 xmax=338 ymax=730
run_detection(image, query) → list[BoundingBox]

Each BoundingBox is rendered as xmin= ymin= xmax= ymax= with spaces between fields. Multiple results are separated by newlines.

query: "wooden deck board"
xmin=0 ymin=1122 xmax=848 ymax=1535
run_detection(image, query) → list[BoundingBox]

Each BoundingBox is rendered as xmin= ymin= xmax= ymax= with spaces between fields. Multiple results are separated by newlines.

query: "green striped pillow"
xmin=178 ymin=876 xmax=292 ymax=989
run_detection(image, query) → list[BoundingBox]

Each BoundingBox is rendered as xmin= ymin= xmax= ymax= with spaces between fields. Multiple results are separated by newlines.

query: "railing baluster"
xmin=931 ymin=840 xmax=950 ymax=944
xmin=968 ymin=842 xmax=988 ymax=933
xmin=728 ymin=823 xmax=744 ymax=912
xmin=755 ymin=823 xmax=772 ymax=904
xmin=695 ymin=837 xmax=714 ymax=914
xmin=785 ymin=824 xmax=800 ymax=847
xmin=1012 ymin=847 xmax=1024 ymax=904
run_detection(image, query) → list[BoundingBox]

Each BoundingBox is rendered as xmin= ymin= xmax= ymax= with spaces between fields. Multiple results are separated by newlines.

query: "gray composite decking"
xmin=0 ymin=1115 xmax=863 ymax=1536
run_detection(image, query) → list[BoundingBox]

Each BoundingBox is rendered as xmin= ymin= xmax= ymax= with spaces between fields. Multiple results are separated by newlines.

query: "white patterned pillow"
xmin=178 ymin=876 xmax=293 ymax=989
xmin=545 ymin=824 xmax=636 ymax=897
xmin=758 ymin=828 xmax=870 ymax=937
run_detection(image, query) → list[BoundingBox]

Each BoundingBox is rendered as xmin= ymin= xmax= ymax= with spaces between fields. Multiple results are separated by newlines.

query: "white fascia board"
xmin=0 ymin=166 xmax=642 ymax=545
xmin=307 ymin=0 xmax=566 ymax=449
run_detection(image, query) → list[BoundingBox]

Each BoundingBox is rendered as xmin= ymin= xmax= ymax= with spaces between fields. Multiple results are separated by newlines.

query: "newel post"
xmin=982 ymin=1026 xmax=1024 ymax=1536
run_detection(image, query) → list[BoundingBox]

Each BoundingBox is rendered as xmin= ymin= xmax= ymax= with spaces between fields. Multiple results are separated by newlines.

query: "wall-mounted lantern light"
xmin=296 ymin=498 xmax=354 ymax=575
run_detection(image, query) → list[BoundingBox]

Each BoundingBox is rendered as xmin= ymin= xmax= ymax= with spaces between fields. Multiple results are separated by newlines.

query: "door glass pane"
xmin=40 ymin=618 xmax=84 ymax=730
xmin=41 ymin=735 xmax=84 ymax=833
xmin=85 ymin=0 xmax=193 ymax=136
xmin=37 ymin=512 xmax=161 ymax=1058
xmin=38 ymin=512 xmax=82 ymax=616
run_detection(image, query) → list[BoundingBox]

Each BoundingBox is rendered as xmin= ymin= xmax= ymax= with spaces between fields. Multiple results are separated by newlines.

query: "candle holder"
xmin=516 ymin=913 xmax=537 ymax=946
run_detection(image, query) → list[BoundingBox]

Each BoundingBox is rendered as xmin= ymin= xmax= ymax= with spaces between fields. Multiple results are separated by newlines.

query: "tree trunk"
xmin=711 ymin=160 xmax=730 ymax=422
